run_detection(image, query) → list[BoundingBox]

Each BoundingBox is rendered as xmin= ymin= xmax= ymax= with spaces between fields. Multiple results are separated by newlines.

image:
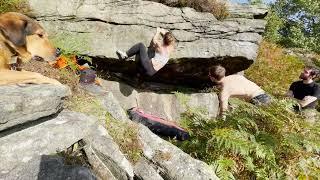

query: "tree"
xmin=264 ymin=0 xmax=320 ymax=53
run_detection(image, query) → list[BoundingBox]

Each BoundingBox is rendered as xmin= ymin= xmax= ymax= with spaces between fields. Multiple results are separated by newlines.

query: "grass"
xmin=0 ymin=0 xmax=30 ymax=13
xmin=50 ymin=32 xmax=92 ymax=57
xmin=64 ymin=93 xmax=106 ymax=120
xmin=65 ymin=94 xmax=142 ymax=164
xmin=105 ymin=114 xmax=142 ymax=164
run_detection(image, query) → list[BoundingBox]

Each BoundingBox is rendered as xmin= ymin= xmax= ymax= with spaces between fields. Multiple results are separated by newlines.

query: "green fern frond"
xmin=283 ymin=133 xmax=304 ymax=152
xmin=176 ymin=98 xmax=320 ymax=179
xmin=210 ymin=158 xmax=236 ymax=180
xmin=295 ymin=156 xmax=320 ymax=179
xmin=212 ymin=128 xmax=252 ymax=156
xmin=256 ymin=132 xmax=278 ymax=149
xmin=244 ymin=157 xmax=255 ymax=171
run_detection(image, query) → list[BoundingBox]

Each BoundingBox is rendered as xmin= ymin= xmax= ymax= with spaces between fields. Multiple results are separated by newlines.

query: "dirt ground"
xmin=21 ymin=60 xmax=81 ymax=92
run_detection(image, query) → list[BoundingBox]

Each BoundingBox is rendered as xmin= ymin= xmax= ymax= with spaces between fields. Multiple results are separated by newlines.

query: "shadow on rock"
xmin=38 ymin=155 xmax=96 ymax=180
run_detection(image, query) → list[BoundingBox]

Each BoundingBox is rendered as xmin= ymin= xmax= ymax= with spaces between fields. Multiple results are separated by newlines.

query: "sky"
xmin=231 ymin=0 xmax=276 ymax=4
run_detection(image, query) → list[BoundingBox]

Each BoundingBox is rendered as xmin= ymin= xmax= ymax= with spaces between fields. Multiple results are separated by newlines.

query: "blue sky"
xmin=231 ymin=0 xmax=276 ymax=4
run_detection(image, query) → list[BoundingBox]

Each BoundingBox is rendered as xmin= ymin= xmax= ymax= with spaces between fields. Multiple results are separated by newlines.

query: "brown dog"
xmin=0 ymin=12 xmax=61 ymax=85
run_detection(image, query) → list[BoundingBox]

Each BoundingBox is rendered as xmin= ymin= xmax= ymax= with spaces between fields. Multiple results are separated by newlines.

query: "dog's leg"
xmin=0 ymin=70 xmax=61 ymax=85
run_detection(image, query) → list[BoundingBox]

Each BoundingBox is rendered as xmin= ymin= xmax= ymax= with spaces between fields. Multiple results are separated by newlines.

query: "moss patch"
xmin=64 ymin=93 xmax=106 ymax=120
xmin=105 ymin=115 xmax=143 ymax=164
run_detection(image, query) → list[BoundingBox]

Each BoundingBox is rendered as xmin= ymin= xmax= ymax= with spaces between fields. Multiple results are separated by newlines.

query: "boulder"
xmin=134 ymin=158 xmax=164 ymax=180
xmin=138 ymin=124 xmax=219 ymax=180
xmin=3 ymin=155 xmax=97 ymax=180
xmin=82 ymin=79 xmax=219 ymax=122
xmin=81 ymin=83 xmax=131 ymax=121
xmin=0 ymin=84 xmax=70 ymax=131
xmin=26 ymin=0 xmax=268 ymax=87
xmin=226 ymin=2 xmax=269 ymax=19
xmin=0 ymin=111 xmax=96 ymax=179
xmin=0 ymin=110 xmax=134 ymax=180
xmin=84 ymin=122 xmax=134 ymax=180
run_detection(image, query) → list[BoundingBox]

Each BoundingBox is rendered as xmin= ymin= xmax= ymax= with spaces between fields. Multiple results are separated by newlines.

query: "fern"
xmin=210 ymin=157 xmax=236 ymax=180
xmin=211 ymin=128 xmax=252 ymax=156
xmin=244 ymin=157 xmax=255 ymax=171
xmin=297 ymin=157 xmax=320 ymax=179
xmin=176 ymin=97 xmax=320 ymax=179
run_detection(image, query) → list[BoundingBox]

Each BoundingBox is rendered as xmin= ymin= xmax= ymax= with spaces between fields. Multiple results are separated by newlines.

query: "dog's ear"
xmin=24 ymin=18 xmax=42 ymax=36
xmin=0 ymin=19 xmax=28 ymax=47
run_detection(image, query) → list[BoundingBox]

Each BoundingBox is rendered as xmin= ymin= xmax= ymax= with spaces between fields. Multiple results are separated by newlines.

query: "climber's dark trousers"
xmin=126 ymin=43 xmax=156 ymax=76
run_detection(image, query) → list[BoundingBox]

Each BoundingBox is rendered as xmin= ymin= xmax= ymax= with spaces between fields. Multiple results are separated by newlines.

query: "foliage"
xmin=245 ymin=40 xmax=305 ymax=97
xmin=150 ymin=0 xmax=229 ymax=20
xmin=264 ymin=10 xmax=284 ymax=43
xmin=264 ymin=0 xmax=320 ymax=53
xmin=177 ymin=98 xmax=320 ymax=179
xmin=249 ymin=0 xmax=263 ymax=5
xmin=50 ymin=32 xmax=92 ymax=63
xmin=0 ymin=0 xmax=30 ymax=13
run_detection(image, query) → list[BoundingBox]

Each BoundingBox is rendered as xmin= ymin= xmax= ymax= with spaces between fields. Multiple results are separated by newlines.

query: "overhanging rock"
xmin=26 ymin=0 xmax=268 ymax=87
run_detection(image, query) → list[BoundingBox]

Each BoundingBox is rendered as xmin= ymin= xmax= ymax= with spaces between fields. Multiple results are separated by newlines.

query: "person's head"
xmin=208 ymin=65 xmax=226 ymax=82
xmin=299 ymin=66 xmax=320 ymax=81
xmin=163 ymin=32 xmax=176 ymax=46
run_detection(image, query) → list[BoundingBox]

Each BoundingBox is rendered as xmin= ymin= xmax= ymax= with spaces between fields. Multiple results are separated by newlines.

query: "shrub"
xmin=176 ymin=98 xmax=320 ymax=179
xmin=0 ymin=0 xmax=30 ymax=13
xmin=265 ymin=0 xmax=320 ymax=53
xmin=245 ymin=40 xmax=305 ymax=97
xmin=263 ymin=10 xmax=284 ymax=43
xmin=150 ymin=0 xmax=229 ymax=20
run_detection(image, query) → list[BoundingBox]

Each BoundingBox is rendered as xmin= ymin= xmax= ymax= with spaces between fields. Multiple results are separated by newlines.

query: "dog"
xmin=0 ymin=12 xmax=61 ymax=85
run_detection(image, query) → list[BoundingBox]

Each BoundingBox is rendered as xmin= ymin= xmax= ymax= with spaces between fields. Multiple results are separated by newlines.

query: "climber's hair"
xmin=163 ymin=31 xmax=176 ymax=46
xmin=209 ymin=65 xmax=226 ymax=81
